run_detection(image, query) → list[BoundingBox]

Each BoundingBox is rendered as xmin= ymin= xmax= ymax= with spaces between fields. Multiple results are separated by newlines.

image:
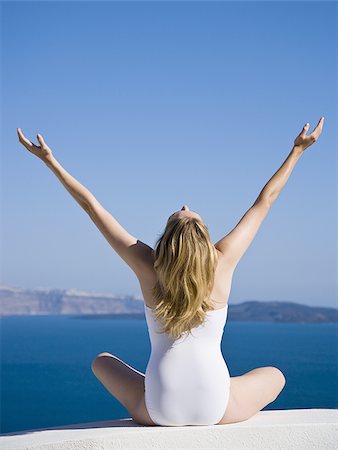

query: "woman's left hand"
xmin=17 ymin=128 xmax=53 ymax=162
xmin=293 ymin=117 xmax=325 ymax=152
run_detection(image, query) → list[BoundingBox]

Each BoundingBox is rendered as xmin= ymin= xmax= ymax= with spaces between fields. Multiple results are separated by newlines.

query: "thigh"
xmin=217 ymin=366 xmax=286 ymax=425
xmin=91 ymin=352 xmax=156 ymax=426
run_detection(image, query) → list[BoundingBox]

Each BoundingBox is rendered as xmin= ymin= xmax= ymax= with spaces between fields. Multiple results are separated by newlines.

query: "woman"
xmin=17 ymin=117 xmax=325 ymax=426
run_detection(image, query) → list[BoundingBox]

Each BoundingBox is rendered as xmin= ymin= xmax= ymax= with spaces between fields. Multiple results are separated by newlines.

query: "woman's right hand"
xmin=293 ymin=117 xmax=325 ymax=152
xmin=17 ymin=128 xmax=53 ymax=162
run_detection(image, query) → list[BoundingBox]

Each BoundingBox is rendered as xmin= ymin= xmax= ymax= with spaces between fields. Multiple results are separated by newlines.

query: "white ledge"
xmin=1 ymin=409 xmax=337 ymax=450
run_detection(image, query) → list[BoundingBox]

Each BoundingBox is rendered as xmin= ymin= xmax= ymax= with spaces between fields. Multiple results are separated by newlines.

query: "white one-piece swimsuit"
xmin=144 ymin=303 xmax=230 ymax=426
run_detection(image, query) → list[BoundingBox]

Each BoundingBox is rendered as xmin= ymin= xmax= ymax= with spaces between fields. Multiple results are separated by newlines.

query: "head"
xmin=166 ymin=204 xmax=203 ymax=225
xmin=151 ymin=205 xmax=218 ymax=340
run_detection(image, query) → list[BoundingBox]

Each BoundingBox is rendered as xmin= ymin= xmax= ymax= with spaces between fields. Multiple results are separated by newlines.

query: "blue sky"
xmin=2 ymin=1 xmax=337 ymax=307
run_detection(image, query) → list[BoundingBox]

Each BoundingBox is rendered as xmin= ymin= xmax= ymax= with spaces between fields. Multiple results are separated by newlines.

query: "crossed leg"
xmin=92 ymin=354 xmax=286 ymax=427
xmin=91 ymin=352 xmax=157 ymax=426
xmin=216 ymin=366 xmax=286 ymax=425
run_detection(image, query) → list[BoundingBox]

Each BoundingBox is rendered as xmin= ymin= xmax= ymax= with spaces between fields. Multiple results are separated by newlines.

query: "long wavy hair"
xmin=150 ymin=215 xmax=219 ymax=340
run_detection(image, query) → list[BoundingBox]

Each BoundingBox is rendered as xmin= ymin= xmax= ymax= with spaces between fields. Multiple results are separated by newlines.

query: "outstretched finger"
xmin=313 ymin=116 xmax=324 ymax=133
xmin=17 ymin=128 xmax=34 ymax=148
xmin=300 ymin=122 xmax=310 ymax=138
xmin=37 ymin=133 xmax=46 ymax=147
xmin=310 ymin=116 xmax=325 ymax=140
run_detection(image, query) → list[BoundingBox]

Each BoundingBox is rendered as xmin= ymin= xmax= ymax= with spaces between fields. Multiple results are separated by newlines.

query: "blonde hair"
xmin=151 ymin=215 xmax=218 ymax=340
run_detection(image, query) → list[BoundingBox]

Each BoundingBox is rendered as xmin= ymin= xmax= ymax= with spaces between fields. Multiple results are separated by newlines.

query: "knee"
xmin=96 ymin=352 xmax=113 ymax=358
xmin=91 ymin=352 xmax=113 ymax=371
xmin=269 ymin=366 xmax=286 ymax=389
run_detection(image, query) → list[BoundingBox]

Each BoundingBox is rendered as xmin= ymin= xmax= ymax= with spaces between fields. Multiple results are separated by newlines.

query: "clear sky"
xmin=2 ymin=1 xmax=337 ymax=307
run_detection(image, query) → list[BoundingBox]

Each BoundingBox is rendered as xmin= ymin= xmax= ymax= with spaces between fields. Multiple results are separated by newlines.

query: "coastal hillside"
xmin=0 ymin=285 xmax=337 ymax=323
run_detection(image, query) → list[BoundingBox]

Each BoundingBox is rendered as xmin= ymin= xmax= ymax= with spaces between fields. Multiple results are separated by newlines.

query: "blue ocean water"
xmin=1 ymin=314 xmax=337 ymax=434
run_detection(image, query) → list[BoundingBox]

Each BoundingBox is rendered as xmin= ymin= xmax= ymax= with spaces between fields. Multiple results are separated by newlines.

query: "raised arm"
xmin=16 ymin=128 xmax=154 ymax=277
xmin=215 ymin=117 xmax=325 ymax=269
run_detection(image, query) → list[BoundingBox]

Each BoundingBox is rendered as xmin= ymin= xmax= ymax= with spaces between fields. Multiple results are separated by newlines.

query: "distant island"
xmin=0 ymin=285 xmax=337 ymax=323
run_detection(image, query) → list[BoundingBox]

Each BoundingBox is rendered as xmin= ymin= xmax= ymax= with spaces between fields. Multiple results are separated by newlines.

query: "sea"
xmin=1 ymin=313 xmax=337 ymax=434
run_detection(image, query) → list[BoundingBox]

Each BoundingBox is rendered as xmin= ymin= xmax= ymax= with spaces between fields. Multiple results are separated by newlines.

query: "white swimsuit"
xmin=144 ymin=303 xmax=230 ymax=426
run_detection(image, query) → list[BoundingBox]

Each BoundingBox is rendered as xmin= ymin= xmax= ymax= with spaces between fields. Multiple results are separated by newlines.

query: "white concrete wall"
xmin=1 ymin=409 xmax=337 ymax=450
